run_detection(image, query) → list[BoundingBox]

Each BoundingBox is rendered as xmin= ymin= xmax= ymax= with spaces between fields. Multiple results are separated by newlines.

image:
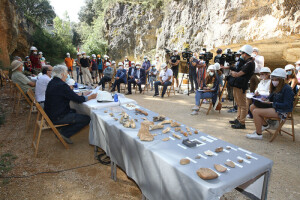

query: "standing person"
xmin=229 ymin=44 xmax=255 ymax=129
xmin=35 ymin=66 xmax=53 ymax=108
xmin=75 ymin=52 xmax=83 ymax=83
xmin=64 ymin=53 xmax=74 ymax=78
xmin=24 ymin=56 xmax=33 ymax=74
xmin=250 ymin=47 xmax=264 ymax=93
xmin=153 ymin=63 xmax=173 ymax=98
xmin=214 ymin=48 xmax=225 ymax=68
xmin=285 ymin=64 xmax=298 ymax=94
xmin=153 ymin=55 xmax=161 ymax=73
xmin=29 ymin=46 xmax=41 ymax=72
xmin=98 ymin=62 xmax=114 ymax=91
xmin=102 ymin=55 xmax=110 ymax=71
xmin=126 ymin=63 xmax=145 ymax=95
xmin=111 ymin=62 xmax=127 ymax=93
xmin=142 ymin=56 xmax=151 ymax=83
xmin=149 ymin=63 xmax=158 ymax=91
xmin=79 ymin=52 xmax=93 ymax=86
xmin=189 ymin=52 xmax=198 ymax=93
xmin=169 ymin=48 xmax=180 ymax=88
xmin=91 ymin=54 xmax=98 ymax=84
xmin=124 ymin=56 xmax=131 ymax=67
xmin=97 ymin=54 xmax=103 ymax=80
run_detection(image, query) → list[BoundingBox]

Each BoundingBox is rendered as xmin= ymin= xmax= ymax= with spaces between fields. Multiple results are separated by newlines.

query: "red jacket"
xmin=30 ymin=54 xmax=41 ymax=69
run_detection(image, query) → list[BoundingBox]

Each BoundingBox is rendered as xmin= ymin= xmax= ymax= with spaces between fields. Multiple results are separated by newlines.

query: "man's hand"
xmin=88 ymin=93 xmax=97 ymax=101
xmin=255 ymin=91 xmax=259 ymax=96
xmin=83 ymin=91 xmax=92 ymax=96
xmin=231 ymin=71 xmax=237 ymax=77
xmin=130 ymin=76 xmax=133 ymax=79
xmin=116 ymin=77 xmax=119 ymax=80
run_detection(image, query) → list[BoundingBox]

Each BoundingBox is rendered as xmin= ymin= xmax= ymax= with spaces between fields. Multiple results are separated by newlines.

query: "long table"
xmin=89 ymin=105 xmax=273 ymax=200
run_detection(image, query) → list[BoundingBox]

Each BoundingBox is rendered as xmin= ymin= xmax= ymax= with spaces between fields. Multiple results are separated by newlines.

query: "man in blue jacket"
xmin=111 ymin=62 xmax=127 ymax=93
xmin=126 ymin=62 xmax=145 ymax=94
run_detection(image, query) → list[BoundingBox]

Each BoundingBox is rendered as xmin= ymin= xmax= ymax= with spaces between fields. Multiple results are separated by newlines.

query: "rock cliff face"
xmin=0 ymin=0 xmax=35 ymax=68
xmin=105 ymin=0 xmax=300 ymax=68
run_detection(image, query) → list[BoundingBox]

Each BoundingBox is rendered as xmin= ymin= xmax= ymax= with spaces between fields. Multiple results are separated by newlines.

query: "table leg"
xmin=111 ymin=161 xmax=117 ymax=181
xmin=261 ymin=171 xmax=270 ymax=200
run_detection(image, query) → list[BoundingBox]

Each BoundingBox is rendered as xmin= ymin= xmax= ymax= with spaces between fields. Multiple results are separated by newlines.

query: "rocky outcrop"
xmin=105 ymin=0 xmax=300 ymax=68
xmin=0 ymin=0 xmax=35 ymax=68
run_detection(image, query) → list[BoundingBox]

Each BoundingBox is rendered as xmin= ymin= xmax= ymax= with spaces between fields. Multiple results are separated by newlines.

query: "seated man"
xmin=11 ymin=60 xmax=36 ymax=93
xmin=35 ymin=65 xmax=53 ymax=108
xmin=44 ymin=65 xmax=97 ymax=144
xmin=127 ymin=61 xmax=136 ymax=86
xmin=153 ymin=63 xmax=173 ymax=98
xmin=98 ymin=62 xmax=114 ymax=91
xmin=126 ymin=62 xmax=145 ymax=94
xmin=111 ymin=62 xmax=127 ymax=93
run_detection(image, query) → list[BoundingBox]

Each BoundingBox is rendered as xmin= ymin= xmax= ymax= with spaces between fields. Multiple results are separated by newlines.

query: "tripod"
xmin=178 ymin=73 xmax=189 ymax=95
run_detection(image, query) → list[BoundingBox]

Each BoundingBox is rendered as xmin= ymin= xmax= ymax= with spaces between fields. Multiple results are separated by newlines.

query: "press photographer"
xmin=169 ymin=48 xmax=181 ymax=87
xmin=199 ymin=48 xmax=213 ymax=67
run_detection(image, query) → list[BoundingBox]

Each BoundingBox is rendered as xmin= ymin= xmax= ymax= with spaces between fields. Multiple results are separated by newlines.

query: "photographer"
xmin=169 ymin=48 xmax=180 ymax=87
xmin=229 ymin=45 xmax=255 ymax=129
xmin=214 ymin=48 xmax=225 ymax=67
xmin=188 ymin=52 xmax=198 ymax=93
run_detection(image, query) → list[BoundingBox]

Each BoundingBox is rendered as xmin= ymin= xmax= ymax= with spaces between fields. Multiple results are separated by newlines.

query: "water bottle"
xmin=74 ymin=82 xmax=78 ymax=89
xmin=114 ymin=94 xmax=118 ymax=102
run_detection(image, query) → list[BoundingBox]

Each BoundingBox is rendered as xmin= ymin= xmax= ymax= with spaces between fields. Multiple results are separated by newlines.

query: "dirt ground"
xmin=0 ymin=86 xmax=300 ymax=200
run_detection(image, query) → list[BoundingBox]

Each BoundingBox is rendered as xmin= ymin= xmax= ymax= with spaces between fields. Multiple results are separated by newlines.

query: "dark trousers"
xmin=128 ymin=79 xmax=142 ymax=93
xmin=98 ymin=76 xmax=111 ymax=90
xmin=53 ymin=111 xmax=90 ymax=138
xmin=155 ymin=81 xmax=171 ymax=96
xmin=189 ymin=67 xmax=198 ymax=91
xmin=76 ymin=67 xmax=83 ymax=83
xmin=112 ymin=79 xmax=125 ymax=93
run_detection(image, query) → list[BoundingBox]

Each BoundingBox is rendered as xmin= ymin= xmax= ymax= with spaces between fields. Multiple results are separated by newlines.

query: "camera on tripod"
xmin=199 ymin=48 xmax=213 ymax=62
xmin=182 ymin=48 xmax=193 ymax=60
xmin=222 ymin=49 xmax=238 ymax=65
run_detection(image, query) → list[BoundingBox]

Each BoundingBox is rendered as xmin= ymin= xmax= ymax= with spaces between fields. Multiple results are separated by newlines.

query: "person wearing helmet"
xmin=111 ymin=62 xmax=127 ymax=93
xmin=75 ymin=52 xmax=83 ymax=83
xmin=142 ymin=56 xmax=151 ymax=83
xmin=103 ymin=55 xmax=110 ymax=71
xmin=79 ymin=52 xmax=93 ymax=86
xmin=285 ymin=64 xmax=298 ymax=95
xmin=250 ymin=47 xmax=265 ymax=93
xmin=246 ymin=68 xmax=294 ymax=140
xmin=126 ymin=63 xmax=145 ymax=95
xmin=149 ymin=63 xmax=158 ymax=91
xmin=169 ymin=48 xmax=180 ymax=87
xmin=65 ymin=53 xmax=74 ymax=79
xmin=153 ymin=63 xmax=173 ymax=98
xmin=98 ymin=62 xmax=114 ymax=91
xmin=191 ymin=65 xmax=220 ymax=115
xmin=97 ymin=54 xmax=103 ymax=80
xmin=91 ymin=54 xmax=98 ymax=84
xmin=29 ymin=46 xmax=41 ymax=71
xmin=229 ymin=44 xmax=255 ymax=129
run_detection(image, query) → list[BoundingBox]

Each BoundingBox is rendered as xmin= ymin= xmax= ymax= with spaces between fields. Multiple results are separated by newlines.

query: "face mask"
xmin=119 ymin=66 xmax=123 ymax=70
xmin=83 ymin=55 xmax=87 ymax=58
xmin=296 ymin=67 xmax=300 ymax=71
xmin=251 ymin=53 xmax=256 ymax=58
xmin=132 ymin=65 xmax=135 ymax=68
xmin=209 ymin=72 xmax=214 ymax=76
xmin=272 ymin=80 xmax=279 ymax=87
xmin=67 ymin=55 xmax=70 ymax=58
xmin=66 ymin=74 xmax=70 ymax=82
xmin=260 ymin=75 xmax=266 ymax=80
xmin=144 ymin=59 xmax=147 ymax=61
xmin=286 ymin=71 xmax=292 ymax=76
xmin=235 ymin=57 xmax=239 ymax=61
xmin=174 ymin=52 xmax=178 ymax=55
xmin=33 ymin=52 xmax=37 ymax=55
xmin=105 ymin=58 xmax=108 ymax=60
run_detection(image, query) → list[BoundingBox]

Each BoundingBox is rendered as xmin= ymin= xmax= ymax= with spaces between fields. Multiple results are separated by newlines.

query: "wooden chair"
xmin=135 ymin=75 xmax=149 ymax=94
xmin=27 ymin=90 xmax=69 ymax=157
xmin=13 ymin=83 xmax=32 ymax=114
xmin=264 ymin=95 xmax=299 ymax=142
xmin=159 ymin=81 xmax=175 ymax=97
xmin=26 ymin=88 xmax=38 ymax=133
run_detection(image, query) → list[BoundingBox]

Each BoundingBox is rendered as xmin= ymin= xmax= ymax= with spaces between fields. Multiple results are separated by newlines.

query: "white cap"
xmin=111 ymin=61 xmax=116 ymax=64
xmin=285 ymin=64 xmax=295 ymax=71
xmin=295 ymin=60 xmax=300 ymax=65
xmin=239 ymin=44 xmax=253 ymax=56
xmin=173 ymin=48 xmax=178 ymax=51
xmin=77 ymin=52 xmax=81 ymax=56
xmin=66 ymin=78 xmax=75 ymax=86
xmin=271 ymin=68 xmax=286 ymax=79
xmin=161 ymin=63 xmax=167 ymax=69
xmin=131 ymin=61 xmax=135 ymax=64
xmin=30 ymin=46 xmax=37 ymax=51
xmin=214 ymin=63 xmax=220 ymax=70
xmin=104 ymin=55 xmax=109 ymax=58
xmin=106 ymin=62 xmax=111 ymax=66
xmin=118 ymin=62 xmax=123 ymax=66
xmin=39 ymin=52 xmax=43 ymax=55
xmin=208 ymin=65 xmax=215 ymax=71
xmin=260 ymin=67 xmax=271 ymax=73
xmin=66 ymin=53 xmax=70 ymax=56
xmin=92 ymin=54 xmax=96 ymax=57
xmin=253 ymin=47 xmax=259 ymax=53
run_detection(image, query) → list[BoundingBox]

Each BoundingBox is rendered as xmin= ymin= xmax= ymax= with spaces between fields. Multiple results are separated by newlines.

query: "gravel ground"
xmin=0 ymin=86 xmax=299 ymax=200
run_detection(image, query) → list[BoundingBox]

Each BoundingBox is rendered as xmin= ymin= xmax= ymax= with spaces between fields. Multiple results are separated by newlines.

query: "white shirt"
xmin=254 ymin=55 xmax=264 ymax=73
xmin=35 ymin=74 xmax=51 ymax=102
xmin=159 ymin=68 xmax=173 ymax=82
xmin=255 ymin=79 xmax=271 ymax=96
xmin=154 ymin=60 xmax=161 ymax=71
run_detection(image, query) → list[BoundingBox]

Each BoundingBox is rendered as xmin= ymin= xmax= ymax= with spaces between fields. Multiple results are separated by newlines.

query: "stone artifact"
xmin=195 ymin=155 xmax=201 ymax=159
xmin=172 ymin=133 xmax=182 ymax=139
xmin=225 ymin=161 xmax=235 ymax=168
xmin=134 ymin=119 xmax=138 ymax=122
xmin=215 ymin=147 xmax=223 ymax=153
xmin=104 ymin=110 xmax=108 ymax=113
xmin=135 ymin=108 xmax=148 ymax=116
xmin=142 ymin=117 xmax=147 ymax=120
xmin=175 ymin=127 xmax=181 ymax=132
xmin=149 ymin=124 xmax=164 ymax=131
xmin=226 ymin=146 xmax=231 ymax=150
xmin=109 ymin=113 xmax=114 ymax=117
xmin=130 ymin=119 xmax=136 ymax=128
xmin=246 ymin=156 xmax=252 ymax=159
xmin=188 ymin=132 xmax=192 ymax=135
xmin=186 ymin=127 xmax=190 ymax=132
xmin=171 ymin=121 xmax=181 ymax=127
xmin=180 ymin=158 xmax=190 ymax=165
xmin=214 ymin=164 xmax=227 ymax=173
xmin=204 ymin=150 xmax=214 ymax=156
xmin=194 ymin=130 xmax=198 ymax=134
xmin=153 ymin=115 xmax=165 ymax=122
xmin=196 ymin=168 xmax=218 ymax=180
xmin=238 ymin=159 xmax=244 ymax=163
xmin=124 ymin=121 xmax=131 ymax=128
xmin=162 ymin=137 xmax=170 ymax=141
xmin=183 ymin=132 xmax=188 ymax=137
xmin=137 ymin=121 xmax=154 ymax=141
xmin=162 ymin=127 xmax=171 ymax=134
xmin=114 ymin=118 xmax=118 ymax=121
xmin=180 ymin=130 xmax=185 ymax=134
xmin=158 ymin=119 xmax=173 ymax=125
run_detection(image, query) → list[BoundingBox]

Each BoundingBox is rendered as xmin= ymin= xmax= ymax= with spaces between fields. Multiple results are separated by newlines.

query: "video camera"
xmin=221 ymin=49 xmax=237 ymax=65
xmin=182 ymin=48 xmax=193 ymax=60
xmin=199 ymin=48 xmax=213 ymax=62
xmin=164 ymin=48 xmax=171 ymax=55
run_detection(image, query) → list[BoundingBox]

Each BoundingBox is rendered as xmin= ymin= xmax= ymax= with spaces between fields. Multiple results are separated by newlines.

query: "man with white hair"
xmin=35 ymin=65 xmax=53 ymax=108
xmin=250 ymin=47 xmax=264 ymax=92
xmin=44 ymin=65 xmax=97 ymax=144
xmin=11 ymin=60 xmax=36 ymax=92
xmin=111 ymin=62 xmax=127 ymax=93
xmin=153 ymin=63 xmax=173 ymax=98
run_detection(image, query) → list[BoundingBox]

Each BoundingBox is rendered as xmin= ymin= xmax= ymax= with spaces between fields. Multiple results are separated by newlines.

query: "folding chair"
xmin=27 ymin=90 xmax=69 ymax=157
xmin=25 ymin=88 xmax=38 ymax=133
xmin=264 ymin=95 xmax=299 ymax=142
xmin=135 ymin=76 xmax=149 ymax=94
xmin=160 ymin=81 xmax=175 ymax=97
xmin=13 ymin=83 xmax=32 ymax=114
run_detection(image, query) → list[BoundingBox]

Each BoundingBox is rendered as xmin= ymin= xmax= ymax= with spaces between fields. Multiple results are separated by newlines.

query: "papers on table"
xmin=96 ymin=91 xmax=114 ymax=102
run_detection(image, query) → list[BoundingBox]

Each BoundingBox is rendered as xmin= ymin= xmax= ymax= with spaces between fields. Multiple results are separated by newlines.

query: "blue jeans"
xmin=53 ymin=111 xmax=90 ymax=138
xmin=155 ymin=81 xmax=171 ymax=96
xmin=195 ymin=91 xmax=214 ymax=106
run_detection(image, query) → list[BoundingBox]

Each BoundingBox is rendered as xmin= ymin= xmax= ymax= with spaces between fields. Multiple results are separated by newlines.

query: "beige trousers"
xmin=81 ymin=67 xmax=93 ymax=85
xmin=233 ymin=87 xmax=247 ymax=124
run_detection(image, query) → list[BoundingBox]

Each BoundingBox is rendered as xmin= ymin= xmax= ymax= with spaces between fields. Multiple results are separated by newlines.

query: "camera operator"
xmin=188 ymin=52 xmax=198 ymax=93
xmin=229 ymin=45 xmax=255 ymax=129
xmin=169 ymin=48 xmax=180 ymax=88
xmin=249 ymin=47 xmax=264 ymax=93
xmin=214 ymin=48 xmax=225 ymax=67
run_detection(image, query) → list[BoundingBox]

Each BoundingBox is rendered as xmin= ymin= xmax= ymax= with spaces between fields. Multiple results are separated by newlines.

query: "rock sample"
xmin=238 ymin=159 xmax=244 ymax=163
xmin=158 ymin=120 xmax=173 ymax=125
xmin=196 ymin=168 xmax=218 ymax=180
xmin=195 ymin=155 xmax=201 ymax=159
xmin=214 ymin=164 xmax=227 ymax=173
xmin=194 ymin=130 xmax=198 ymax=134
xmin=137 ymin=121 xmax=154 ymax=141
xmin=180 ymin=158 xmax=190 ymax=165
xmin=162 ymin=137 xmax=170 ymax=141
xmin=162 ymin=127 xmax=171 ymax=134
xmin=225 ymin=161 xmax=235 ymax=168
xmin=135 ymin=108 xmax=148 ymax=116
xmin=215 ymin=147 xmax=223 ymax=153
xmin=175 ymin=127 xmax=181 ymax=132
xmin=204 ymin=150 xmax=214 ymax=156
xmin=171 ymin=121 xmax=181 ymax=127
xmin=149 ymin=124 xmax=164 ymax=130
xmin=186 ymin=127 xmax=191 ymax=132
xmin=153 ymin=115 xmax=165 ymax=122
xmin=172 ymin=133 xmax=182 ymax=139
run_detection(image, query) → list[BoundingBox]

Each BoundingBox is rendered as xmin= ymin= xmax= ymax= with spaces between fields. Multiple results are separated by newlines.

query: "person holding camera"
xmin=153 ymin=63 xmax=173 ymax=98
xmin=229 ymin=45 xmax=255 ymax=129
xmin=169 ymin=48 xmax=180 ymax=88
xmin=189 ymin=53 xmax=198 ymax=93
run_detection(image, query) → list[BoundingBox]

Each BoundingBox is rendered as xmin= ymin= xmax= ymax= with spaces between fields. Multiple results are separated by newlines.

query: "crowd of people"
xmin=8 ymin=44 xmax=300 ymax=143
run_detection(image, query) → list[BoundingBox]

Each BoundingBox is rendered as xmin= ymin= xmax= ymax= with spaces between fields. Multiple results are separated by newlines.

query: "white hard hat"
xmin=104 ymin=55 xmax=109 ymax=58
xmin=239 ymin=44 xmax=253 ymax=56
xmin=144 ymin=56 xmax=147 ymax=59
xmin=136 ymin=62 xmax=141 ymax=66
xmin=111 ymin=61 xmax=116 ymax=64
xmin=30 ymin=46 xmax=37 ymax=51
xmin=66 ymin=53 xmax=70 ymax=56
xmin=173 ymin=48 xmax=178 ymax=51
xmin=208 ymin=65 xmax=215 ymax=71
xmin=260 ymin=67 xmax=271 ymax=73
xmin=253 ymin=47 xmax=259 ymax=53
xmin=39 ymin=52 xmax=43 ymax=55
xmin=106 ymin=62 xmax=111 ymax=66
xmin=155 ymin=55 xmax=159 ymax=58
xmin=271 ymin=68 xmax=286 ymax=79
xmin=92 ymin=54 xmax=96 ymax=57
xmin=87 ymin=56 xmax=90 ymax=58
xmin=131 ymin=61 xmax=135 ymax=64
xmin=214 ymin=63 xmax=220 ymax=70
xmin=295 ymin=60 xmax=300 ymax=65
xmin=284 ymin=64 xmax=295 ymax=71
xmin=66 ymin=78 xmax=75 ymax=86
xmin=118 ymin=62 xmax=123 ymax=66
xmin=161 ymin=63 xmax=167 ymax=69
xmin=77 ymin=52 xmax=81 ymax=56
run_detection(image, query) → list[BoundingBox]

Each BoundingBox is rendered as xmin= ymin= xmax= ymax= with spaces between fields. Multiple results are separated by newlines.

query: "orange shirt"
xmin=64 ymin=57 xmax=74 ymax=67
